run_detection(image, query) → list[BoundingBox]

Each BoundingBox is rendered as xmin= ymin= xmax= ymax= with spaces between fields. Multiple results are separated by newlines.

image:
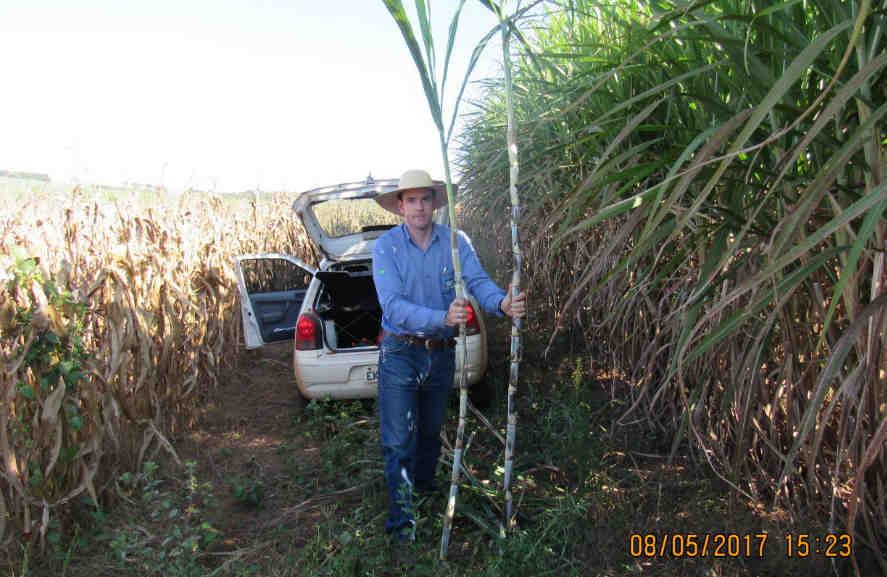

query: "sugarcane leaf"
xmin=636 ymin=122 xmax=722 ymax=245
xmin=688 ymin=101 xmax=887 ymax=307
xmin=847 ymin=414 xmax=887 ymax=531
xmin=770 ymin=99 xmax=887 ymax=259
xmin=775 ymin=293 xmax=887 ymax=495
xmin=819 ymin=195 xmax=887 ymax=346
xmin=808 ymin=360 xmax=864 ymax=479
xmin=476 ymin=0 xmax=500 ymax=18
xmin=682 ymin=249 xmax=838 ymax=367
xmin=478 ymin=0 xmax=557 ymax=78
xmin=756 ymin=0 xmax=804 ymax=18
xmin=687 ymin=51 xmax=887 ymax=306
xmin=549 ymin=99 xmax=664 ymax=245
xmin=684 ymin=180 xmax=887 ymax=335
xmin=589 ymin=97 xmax=664 ymax=180
xmin=671 ymin=20 xmax=852 ymax=258
xmin=597 ymin=63 xmax=721 ymax=124
xmin=553 ymin=166 xmax=662 ymax=241
xmin=706 ymin=18 xmax=774 ymax=85
xmin=445 ymin=0 xmax=544 ymax=143
xmin=382 ymin=0 xmax=442 ymax=129
xmin=440 ymin=0 xmax=467 ymax=95
xmin=414 ymin=0 xmax=436 ymax=84
xmin=445 ymin=22 xmax=499 ymax=142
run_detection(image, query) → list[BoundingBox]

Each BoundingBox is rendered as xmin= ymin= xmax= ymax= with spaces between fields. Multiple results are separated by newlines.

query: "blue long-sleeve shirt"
xmin=372 ymin=223 xmax=506 ymax=338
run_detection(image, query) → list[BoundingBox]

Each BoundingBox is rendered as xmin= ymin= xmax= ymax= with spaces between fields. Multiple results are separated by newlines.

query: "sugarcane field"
xmin=1 ymin=1 xmax=885 ymax=576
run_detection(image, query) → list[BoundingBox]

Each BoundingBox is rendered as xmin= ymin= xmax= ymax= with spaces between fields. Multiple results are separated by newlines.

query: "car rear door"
xmin=234 ymin=253 xmax=316 ymax=349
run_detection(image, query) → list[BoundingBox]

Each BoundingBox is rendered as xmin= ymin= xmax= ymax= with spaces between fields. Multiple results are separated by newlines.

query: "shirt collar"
xmin=399 ymin=222 xmax=440 ymax=248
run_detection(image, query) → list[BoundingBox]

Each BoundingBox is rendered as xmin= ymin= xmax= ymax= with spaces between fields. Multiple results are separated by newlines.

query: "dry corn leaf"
xmin=148 ymin=421 xmax=182 ymax=467
xmin=44 ymin=423 xmax=63 ymax=479
xmin=0 ymin=298 xmax=16 ymax=332
xmin=82 ymin=459 xmax=98 ymax=506
xmin=41 ymin=378 xmax=66 ymax=426
xmin=39 ymin=500 xmax=49 ymax=551
xmin=29 ymin=281 xmax=50 ymax=332
xmin=46 ymin=303 xmax=65 ymax=335
xmin=0 ymin=487 xmax=7 ymax=542
xmin=2 ymin=190 xmax=313 ymax=545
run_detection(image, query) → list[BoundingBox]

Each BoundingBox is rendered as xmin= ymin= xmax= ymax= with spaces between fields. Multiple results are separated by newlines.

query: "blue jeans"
xmin=377 ymin=334 xmax=455 ymax=536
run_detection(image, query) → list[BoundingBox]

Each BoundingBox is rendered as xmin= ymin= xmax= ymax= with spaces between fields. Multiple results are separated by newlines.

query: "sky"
xmin=0 ymin=1 xmax=504 ymax=193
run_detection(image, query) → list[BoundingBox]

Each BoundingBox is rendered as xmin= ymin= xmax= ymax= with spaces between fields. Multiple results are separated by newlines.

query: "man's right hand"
xmin=444 ymin=298 xmax=470 ymax=326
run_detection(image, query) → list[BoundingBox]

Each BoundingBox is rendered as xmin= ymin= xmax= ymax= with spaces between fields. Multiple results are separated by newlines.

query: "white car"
xmin=235 ymin=177 xmax=488 ymax=400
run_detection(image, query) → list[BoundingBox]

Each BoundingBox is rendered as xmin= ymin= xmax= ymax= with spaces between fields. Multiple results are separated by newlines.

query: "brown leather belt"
xmin=383 ymin=331 xmax=456 ymax=350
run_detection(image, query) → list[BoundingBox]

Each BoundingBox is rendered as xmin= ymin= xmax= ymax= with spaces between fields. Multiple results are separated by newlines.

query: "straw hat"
xmin=375 ymin=169 xmax=450 ymax=215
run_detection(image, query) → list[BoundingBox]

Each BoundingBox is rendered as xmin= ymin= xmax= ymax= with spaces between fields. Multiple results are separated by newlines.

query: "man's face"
xmin=397 ymin=188 xmax=434 ymax=231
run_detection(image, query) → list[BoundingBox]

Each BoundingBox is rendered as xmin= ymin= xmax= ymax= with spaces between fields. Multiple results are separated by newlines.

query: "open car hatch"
xmin=293 ymin=177 xmax=401 ymax=262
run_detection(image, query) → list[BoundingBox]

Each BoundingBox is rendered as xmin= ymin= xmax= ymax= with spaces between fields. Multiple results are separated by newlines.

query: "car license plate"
xmin=365 ymin=366 xmax=378 ymax=383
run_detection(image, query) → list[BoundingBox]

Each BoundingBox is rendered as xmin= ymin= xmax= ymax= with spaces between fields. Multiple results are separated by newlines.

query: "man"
xmin=371 ymin=169 xmax=526 ymax=545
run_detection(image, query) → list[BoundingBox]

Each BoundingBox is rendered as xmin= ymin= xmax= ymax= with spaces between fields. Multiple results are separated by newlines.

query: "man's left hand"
xmin=500 ymin=283 xmax=526 ymax=319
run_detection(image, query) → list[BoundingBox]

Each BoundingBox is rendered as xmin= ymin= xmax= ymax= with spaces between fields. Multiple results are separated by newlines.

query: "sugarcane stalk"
xmin=499 ymin=13 xmax=522 ymax=534
xmin=439 ymin=136 xmax=469 ymax=560
xmin=380 ymin=0 xmax=502 ymax=559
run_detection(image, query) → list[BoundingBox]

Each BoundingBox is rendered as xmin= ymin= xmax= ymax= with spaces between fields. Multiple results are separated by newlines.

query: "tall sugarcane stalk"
xmin=498 ymin=11 xmax=522 ymax=534
xmin=438 ymin=136 xmax=470 ymax=559
xmin=380 ymin=0 xmax=499 ymax=560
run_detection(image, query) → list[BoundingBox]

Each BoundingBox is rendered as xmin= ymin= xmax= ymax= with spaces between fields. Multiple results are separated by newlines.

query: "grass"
xmin=10 ymin=336 xmax=856 ymax=577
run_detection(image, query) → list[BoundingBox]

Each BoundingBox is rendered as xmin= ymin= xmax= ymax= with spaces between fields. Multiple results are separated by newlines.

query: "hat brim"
xmin=374 ymin=181 xmax=452 ymax=215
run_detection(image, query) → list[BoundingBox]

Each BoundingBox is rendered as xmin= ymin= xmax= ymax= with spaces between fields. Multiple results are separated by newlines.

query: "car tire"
xmin=293 ymin=385 xmax=309 ymax=409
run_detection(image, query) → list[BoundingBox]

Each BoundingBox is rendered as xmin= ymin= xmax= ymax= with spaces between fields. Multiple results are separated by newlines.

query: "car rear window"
xmin=312 ymin=198 xmax=399 ymax=237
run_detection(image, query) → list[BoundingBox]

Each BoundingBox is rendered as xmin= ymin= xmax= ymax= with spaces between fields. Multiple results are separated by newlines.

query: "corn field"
xmin=458 ymin=0 xmax=886 ymax=568
xmin=0 ymin=185 xmax=313 ymax=558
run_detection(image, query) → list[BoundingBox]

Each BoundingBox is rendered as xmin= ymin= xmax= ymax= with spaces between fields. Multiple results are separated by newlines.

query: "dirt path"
xmin=170 ymin=329 xmax=515 ymax=570
xmin=182 ymin=343 xmax=320 ymax=543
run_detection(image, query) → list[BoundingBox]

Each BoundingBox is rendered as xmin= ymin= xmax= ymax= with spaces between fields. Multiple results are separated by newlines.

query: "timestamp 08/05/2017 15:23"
xmin=629 ymin=532 xmax=853 ymax=560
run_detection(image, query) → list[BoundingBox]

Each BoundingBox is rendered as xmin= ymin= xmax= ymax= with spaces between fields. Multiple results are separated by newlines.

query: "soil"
xmin=179 ymin=342 xmax=323 ymax=546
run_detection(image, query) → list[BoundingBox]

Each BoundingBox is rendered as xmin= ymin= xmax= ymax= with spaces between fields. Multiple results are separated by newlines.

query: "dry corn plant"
xmin=0 ymin=185 xmax=312 ymax=559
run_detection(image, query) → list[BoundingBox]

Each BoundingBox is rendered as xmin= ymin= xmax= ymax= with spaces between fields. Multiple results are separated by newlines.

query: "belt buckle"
xmin=424 ymin=338 xmax=434 ymax=351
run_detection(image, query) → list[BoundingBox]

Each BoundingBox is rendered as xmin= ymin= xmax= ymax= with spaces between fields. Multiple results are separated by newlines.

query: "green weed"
xmin=230 ymin=476 xmax=265 ymax=509
xmin=99 ymin=461 xmax=220 ymax=577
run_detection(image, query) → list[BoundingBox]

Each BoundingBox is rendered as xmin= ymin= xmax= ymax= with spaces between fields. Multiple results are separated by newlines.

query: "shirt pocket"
xmin=440 ymin=267 xmax=456 ymax=301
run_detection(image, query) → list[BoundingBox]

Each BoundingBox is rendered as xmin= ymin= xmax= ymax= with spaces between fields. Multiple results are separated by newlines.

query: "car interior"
xmin=315 ymin=262 xmax=382 ymax=349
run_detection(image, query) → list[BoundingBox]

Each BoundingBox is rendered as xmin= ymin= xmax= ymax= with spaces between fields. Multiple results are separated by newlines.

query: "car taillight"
xmin=295 ymin=313 xmax=322 ymax=350
xmin=465 ymin=303 xmax=479 ymax=335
